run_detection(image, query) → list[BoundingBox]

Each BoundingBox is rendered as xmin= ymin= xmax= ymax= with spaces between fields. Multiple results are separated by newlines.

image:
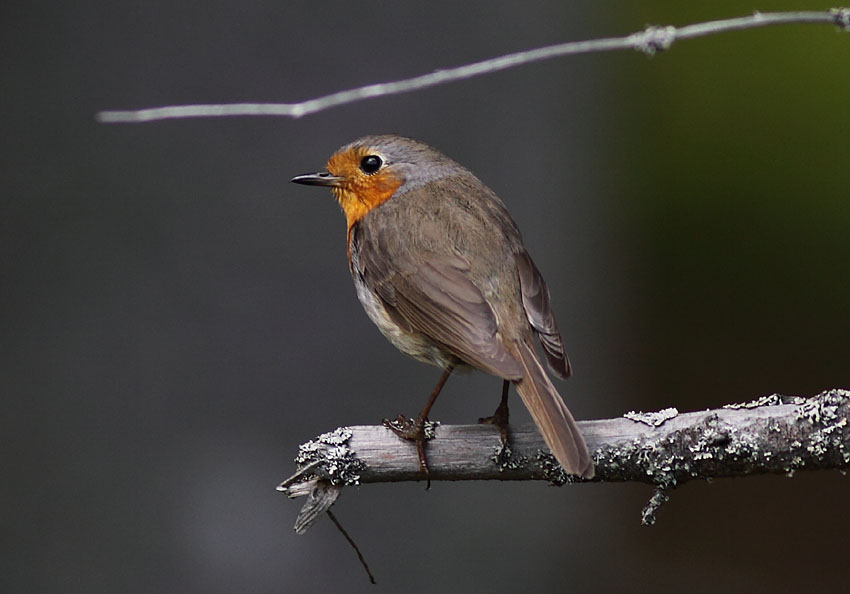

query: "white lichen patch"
xmin=641 ymin=488 xmax=670 ymax=526
xmin=295 ymin=427 xmax=366 ymax=486
xmin=593 ymin=389 xmax=849 ymax=495
xmin=624 ymin=407 xmax=680 ymax=427
xmin=821 ymin=417 xmax=847 ymax=435
xmin=535 ymin=450 xmax=572 ymax=485
xmin=490 ymin=442 xmax=523 ymax=471
xmin=790 ymin=390 xmax=850 ymax=471
xmin=724 ymin=393 xmax=805 ymax=409
xmin=422 ymin=420 xmax=440 ymax=440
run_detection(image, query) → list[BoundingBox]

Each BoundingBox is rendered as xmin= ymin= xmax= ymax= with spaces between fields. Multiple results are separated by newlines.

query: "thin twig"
xmin=327 ymin=511 xmax=377 ymax=585
xmin=97 ymin=9 xmax=849 ymax=123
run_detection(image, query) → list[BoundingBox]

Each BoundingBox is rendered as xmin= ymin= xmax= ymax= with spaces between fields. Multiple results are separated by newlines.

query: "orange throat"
xmin=339 ymin=178 xmax=400 ymax=267
xmin=325 ymin=149 xmax=403 ymax=263
xmin=333 ymin=179 xmax=400 ymax=229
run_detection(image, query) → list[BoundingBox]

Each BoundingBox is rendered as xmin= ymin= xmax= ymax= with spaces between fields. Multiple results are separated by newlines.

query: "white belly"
xmin=351 ymin=267 xmax=455 ymax=369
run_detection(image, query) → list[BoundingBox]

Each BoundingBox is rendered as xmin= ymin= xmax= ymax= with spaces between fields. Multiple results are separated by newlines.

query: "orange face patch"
xmin=326 ymin=146 xmax=403 ymax=228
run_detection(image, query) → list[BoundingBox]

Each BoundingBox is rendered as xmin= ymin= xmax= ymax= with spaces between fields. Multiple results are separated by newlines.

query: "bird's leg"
xmin=478 ymin=380 xmax=511 ymax=462
xmin=383 ymin=364 xmax=454 ymax=489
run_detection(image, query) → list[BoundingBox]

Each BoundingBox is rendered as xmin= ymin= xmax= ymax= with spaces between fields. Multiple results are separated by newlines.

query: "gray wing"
xmin=515 ymin=250 xmax=571 ymax=379
xmin=354 ymin=226 xmax=523 ymax=380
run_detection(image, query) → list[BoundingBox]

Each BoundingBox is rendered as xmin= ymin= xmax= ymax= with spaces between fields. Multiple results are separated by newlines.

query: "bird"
xmin=291 ymin=134 xmax=594 ymax=481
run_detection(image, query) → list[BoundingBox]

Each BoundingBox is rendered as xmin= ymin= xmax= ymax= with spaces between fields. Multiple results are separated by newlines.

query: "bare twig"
xmin=97 ymin=9 xmax=849 ymax=123
xmin=326 ymin=511 xmax=377 ymax=585
xmin=279 ymin=389 xmax=850 ymax=529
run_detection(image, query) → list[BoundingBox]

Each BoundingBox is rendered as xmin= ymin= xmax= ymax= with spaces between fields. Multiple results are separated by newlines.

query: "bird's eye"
xmin=360 ymin=155 xmax=383 ymax=174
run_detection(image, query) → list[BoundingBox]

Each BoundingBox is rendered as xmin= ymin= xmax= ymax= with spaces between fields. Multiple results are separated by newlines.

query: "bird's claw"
xmin=478 ymin=396 xmax=511 ymax=455
xmin=382 ymin=414 xmax=432 ymax=489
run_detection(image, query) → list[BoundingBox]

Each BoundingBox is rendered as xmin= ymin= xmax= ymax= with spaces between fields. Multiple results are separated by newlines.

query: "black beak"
xmin=290 ymin=172 xmax=343 ymax=187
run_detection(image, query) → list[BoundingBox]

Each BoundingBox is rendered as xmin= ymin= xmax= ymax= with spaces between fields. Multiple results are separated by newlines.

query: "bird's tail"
xmin=512 ymin=340 xmax=594 ymax=479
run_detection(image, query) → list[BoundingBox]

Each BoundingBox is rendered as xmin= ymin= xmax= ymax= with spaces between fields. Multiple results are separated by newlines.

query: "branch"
xmin=97 ymin=9 xmax=850 ymax=123
xmin=279 ymin=389 xmax=850 ymax=529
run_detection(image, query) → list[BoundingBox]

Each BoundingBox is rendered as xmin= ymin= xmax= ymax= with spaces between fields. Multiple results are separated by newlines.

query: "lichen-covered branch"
xmin=97 ymin=9 xmax=849 ymax=123
xmin=279 ymin=389 xmax=849 ymax=529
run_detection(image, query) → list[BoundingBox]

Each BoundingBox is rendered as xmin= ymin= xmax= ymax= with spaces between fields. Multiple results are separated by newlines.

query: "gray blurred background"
xmin=3 ymin=1 xmax=849 ymax=592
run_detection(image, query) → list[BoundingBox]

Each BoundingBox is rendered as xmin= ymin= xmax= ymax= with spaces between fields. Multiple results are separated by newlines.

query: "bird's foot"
xmin=382 ymin=414 xmax=436 ymax=489
xmin=478 ymin=398 xmax=511 ymax=464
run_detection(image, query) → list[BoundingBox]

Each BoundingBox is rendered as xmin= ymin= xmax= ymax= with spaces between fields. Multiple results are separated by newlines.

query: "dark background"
xmin=3 ymin=1 xmax=849 ymax=592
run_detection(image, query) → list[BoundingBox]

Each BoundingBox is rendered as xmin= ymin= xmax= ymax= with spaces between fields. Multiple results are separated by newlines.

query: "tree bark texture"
xmin=279 ymin=389 xmax=849 ymax=530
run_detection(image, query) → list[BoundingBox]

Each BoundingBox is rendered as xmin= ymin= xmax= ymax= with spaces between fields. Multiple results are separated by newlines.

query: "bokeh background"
xmin=3 ymin=1 xmax=849 ymax=592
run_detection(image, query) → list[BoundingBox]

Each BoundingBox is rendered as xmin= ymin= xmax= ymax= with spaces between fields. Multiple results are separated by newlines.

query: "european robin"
xmin=292 ymin=135 xmax=594 ymax=480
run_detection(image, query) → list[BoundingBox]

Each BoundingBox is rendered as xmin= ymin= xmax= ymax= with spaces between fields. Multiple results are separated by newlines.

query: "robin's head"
xmin=291 ymin=135 xmax=463 ymax=227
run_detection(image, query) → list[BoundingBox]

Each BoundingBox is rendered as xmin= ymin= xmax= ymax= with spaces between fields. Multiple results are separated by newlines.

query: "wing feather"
xmin=514 ymin=251 xmax=571 ymax=379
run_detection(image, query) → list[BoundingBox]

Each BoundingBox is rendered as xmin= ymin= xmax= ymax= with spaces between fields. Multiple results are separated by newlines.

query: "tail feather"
xmin=512 ymin=341 xmax=594 ymax=479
